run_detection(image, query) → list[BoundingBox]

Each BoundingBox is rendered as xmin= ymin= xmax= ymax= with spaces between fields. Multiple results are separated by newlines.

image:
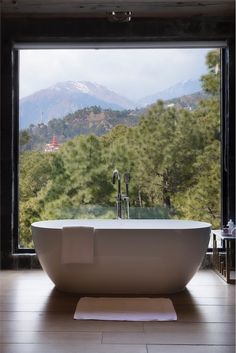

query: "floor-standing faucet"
xmin=123 ymin=172 xmax=130 ymax=219
xmin=112 ymin=169 xmax=122 ymax=218
xmin=112 ymin=170 xmax=130 ymax=219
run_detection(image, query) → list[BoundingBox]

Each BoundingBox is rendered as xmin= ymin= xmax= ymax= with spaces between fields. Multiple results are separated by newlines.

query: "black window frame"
xmin=1 ymin=17 xmax=235 ymax=268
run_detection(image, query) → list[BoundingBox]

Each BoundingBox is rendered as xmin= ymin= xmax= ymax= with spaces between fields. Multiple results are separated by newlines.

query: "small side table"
xmin=212 ymin=230 xmax=235 ymax=284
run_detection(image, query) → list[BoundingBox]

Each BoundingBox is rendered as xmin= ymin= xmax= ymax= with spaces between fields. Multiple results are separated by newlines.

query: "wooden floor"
xmin=0 ymin=269 xmax=235 ymax=353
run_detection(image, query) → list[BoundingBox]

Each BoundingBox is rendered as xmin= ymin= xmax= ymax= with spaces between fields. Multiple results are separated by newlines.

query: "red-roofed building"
xmin=45 ymin=135 xmax=60 ymax=152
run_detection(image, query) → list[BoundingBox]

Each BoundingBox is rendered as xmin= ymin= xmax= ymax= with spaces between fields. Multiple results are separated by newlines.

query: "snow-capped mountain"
xmin=19 ymin=81 xmax=136 ymax=129
xmin=138 ymin=79 xmax=202 ymax=107
xmin=20 ymin=79 xmax=203 ymax=129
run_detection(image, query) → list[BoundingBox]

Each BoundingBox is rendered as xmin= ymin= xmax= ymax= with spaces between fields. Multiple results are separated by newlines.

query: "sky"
xmin=19 ymin=48 xmax=212 ymax=101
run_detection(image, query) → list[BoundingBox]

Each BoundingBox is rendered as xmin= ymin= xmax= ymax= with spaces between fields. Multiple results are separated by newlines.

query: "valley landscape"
xmin=19 ymin=50 xmax=221 ymax=248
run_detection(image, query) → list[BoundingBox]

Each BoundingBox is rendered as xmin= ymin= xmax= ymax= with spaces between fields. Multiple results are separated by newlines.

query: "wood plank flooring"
xmin=0 ymin=269 xmax=235 ymax=353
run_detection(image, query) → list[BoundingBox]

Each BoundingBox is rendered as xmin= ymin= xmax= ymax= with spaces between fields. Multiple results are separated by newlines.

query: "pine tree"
xmin=173 ymin=49 xmax=221 ymax=227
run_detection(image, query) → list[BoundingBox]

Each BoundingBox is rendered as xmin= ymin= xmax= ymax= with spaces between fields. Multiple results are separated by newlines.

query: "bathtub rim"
xmin=31 ymin=219 xmax=212 ymax=231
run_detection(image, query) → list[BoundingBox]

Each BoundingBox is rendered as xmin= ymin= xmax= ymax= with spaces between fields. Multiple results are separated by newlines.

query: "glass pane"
xmin=19 ymin=48 xmax=221 ymax=248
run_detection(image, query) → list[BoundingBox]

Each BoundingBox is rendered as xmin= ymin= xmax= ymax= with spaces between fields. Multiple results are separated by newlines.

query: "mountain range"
xmin=20 ymin=79 xmax=202 ymax=129
xmin=138 ymin=79 xmax=202 ymax=106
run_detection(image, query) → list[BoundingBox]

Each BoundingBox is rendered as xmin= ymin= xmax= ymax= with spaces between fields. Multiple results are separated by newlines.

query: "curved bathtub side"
xmin=32 ymin=226 xmax=62 ymax=286
xmin=32 ymin=224 xmax=211 ymax=294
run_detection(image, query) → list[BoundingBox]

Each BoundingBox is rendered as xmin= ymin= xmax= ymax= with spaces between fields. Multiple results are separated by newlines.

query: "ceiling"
xmin=1 ymin=0 xmax=235 ymax=18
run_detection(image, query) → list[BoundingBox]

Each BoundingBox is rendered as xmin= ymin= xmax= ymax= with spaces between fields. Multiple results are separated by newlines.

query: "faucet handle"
xmin=124 ymin=172 xmax=130 ymax=184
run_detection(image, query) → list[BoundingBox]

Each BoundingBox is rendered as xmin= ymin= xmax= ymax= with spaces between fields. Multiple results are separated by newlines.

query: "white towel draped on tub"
xmin=61 ymin=226 xmax=94 ymax=264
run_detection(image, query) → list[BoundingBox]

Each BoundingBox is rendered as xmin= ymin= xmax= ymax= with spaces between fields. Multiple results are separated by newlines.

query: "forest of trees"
xmin=19 ymin=50 xmax=221 ymax=248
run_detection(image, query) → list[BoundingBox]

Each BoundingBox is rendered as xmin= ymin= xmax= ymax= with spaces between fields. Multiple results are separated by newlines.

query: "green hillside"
xmin=20 ymin=106 xmax=142 ymax=151
xmin=19 ymin=91 xmax=206 ymax=152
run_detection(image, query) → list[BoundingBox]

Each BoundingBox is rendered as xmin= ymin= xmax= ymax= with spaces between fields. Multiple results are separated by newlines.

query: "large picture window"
xmin=18 ymin=46 xmax=222 ymax=249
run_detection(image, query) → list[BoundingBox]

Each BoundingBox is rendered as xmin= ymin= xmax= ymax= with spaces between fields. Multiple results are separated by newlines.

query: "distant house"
xmin=166 ymin=103 xmax=175 ymax=108
xmin=44 ymin=135 xmax=60 ymax=152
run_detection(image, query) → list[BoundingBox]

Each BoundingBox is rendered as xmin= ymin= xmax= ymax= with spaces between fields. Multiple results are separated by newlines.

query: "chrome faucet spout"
xmin=112 ymin=169 xmax=121 ymax=194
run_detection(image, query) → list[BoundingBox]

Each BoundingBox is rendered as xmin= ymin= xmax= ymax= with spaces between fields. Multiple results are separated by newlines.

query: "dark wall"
xmin=2 ymin=16 xmax=235 ymax=42
xmin=1 ymin=15 xmax=235 ymax=268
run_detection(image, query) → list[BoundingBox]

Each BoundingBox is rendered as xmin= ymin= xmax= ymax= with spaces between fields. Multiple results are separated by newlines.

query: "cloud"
xmin=19 ymin=48 xmax=211 ymax=100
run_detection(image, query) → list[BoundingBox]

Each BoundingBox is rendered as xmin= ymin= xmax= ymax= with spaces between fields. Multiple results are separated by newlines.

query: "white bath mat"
xmin=74 ymin=297 xmax=177 ymax=321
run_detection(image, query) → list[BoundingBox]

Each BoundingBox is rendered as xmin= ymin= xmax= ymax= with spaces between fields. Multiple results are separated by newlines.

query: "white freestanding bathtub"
xmin=31 ymin=219 xmax=211 ymax=294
